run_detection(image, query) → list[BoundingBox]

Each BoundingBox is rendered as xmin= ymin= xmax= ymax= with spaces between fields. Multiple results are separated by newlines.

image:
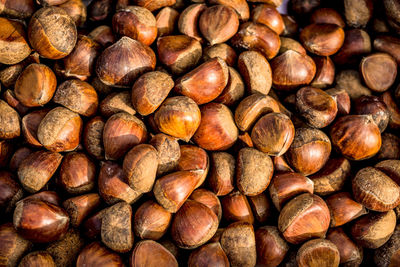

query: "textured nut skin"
xmin=0 ymin=18 xmax=31 ymax=65
xmin=18 ymin=251 xmax=56 ymax=267
xmin=130 ymin=240 xmax=178 ymax=267
xmin=188 ymin=242 xmax=229 ymax=267
xmin=0 ymin=223 xmax=32 ymax=267
xmin=296 ymin=239 xmax=340 ymax=267
xmin=0 ymin=100 xmax=20 ymax=139
xmin=76 ymin=242 xmax=124 ymax=267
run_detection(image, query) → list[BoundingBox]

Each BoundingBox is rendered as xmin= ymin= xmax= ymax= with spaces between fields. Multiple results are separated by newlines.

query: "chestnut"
xmin=131 ymin=71 xmax=174 ymax=116
xmin=178 ymin=4 xmax=206 ymax=42
xmin=311 ymin=56 xmax=335 ymax=88
xmin=251 ymin=112 xmax=295 ymax=156
xmin=285 ymin=127 xmax=331 ymax=176
xmin=87 ymin=0 xmax=112 ymax=22
xmin=37 ymin=107 xmax=82 ymax=152
xmin=374 ymin=35 xmax=400 ymax=64
xmin=14 ymin=64 xmax=56 ymax=107
xmin=237 ymin=51 xmax=272 ymax=95
xmin=354 ymin=95 xmax=390 ymax=132
xmin=0 ymin=0 xmax=35 ymax=19
xmin=326 ymin=192 xmax=367 ymax=227
xmin=153 ymin=170 xmax=199 ymax=213
xmin=0 ymin=223 xmax=32 ymax=267
xmin=134 ymin=200 xmax=172 ymax=240
xmin=103 ymin=112 xmax=147 ymax=160
xmin=269 ymin=172 xmax=314 ymax=211
xmin=112 ymin=6 xmax=157 ymax=46
xmin=174 ymin=57 xmax=229 ymax=105
xmin=199 ymin=5 xmax=239 ymax=45
xmin=58 ymin=35 xmax=101 ymax=81
xmin=203 ymin=44 xmax=237 ymax=67
xmin=177 ymin=145 xmax=209 ymax=188
xmin=221 ymin=190 xmax=254 ymax=224
xmin=326 ymin=88 xmax=351 ymax=115
xmin=18 ymin=251 xmax=56 ymax=267
xmin=278 ymin=193 xmax=330 ymax=244
xmin=171 ymin=200 xmax=218 ymax=249
xmin=231 ymin=22 xmax=281 ymax=60
xmin=96 ymin=36 xmax=156 ymax=87
xmin=0 ymin=18 xmax=31 ymax=65
xmin=236 ymin=147 xmax=273 ymax=196
xmin=251 ymin=4 xmax=284 ymax=35
xmin=310 ymin=8 xmax=345 ymax=27
xmin=156 ymin=7 xmax=179 ymax=37
xmin=208 ymin=152 xmax=235 ymax=196
xmin=350 ymin=210 xmax=396 ymax=249
xmin=100 ymin=91 xmax=135 ymax=117
xmin=344 ymin=0 xmax=373 ymax=28
xmin=83 ymin=116 xmax=105 ymax=160
xmin=123 ymin=144 xmax=158 ymax=193
xmin=273 ymin=156 xmax=293 ymax=173
xmin=296 ymin=239 xmax=340 ymax=267
xmin=190 ymin=189 xmax=222 ymax=221
xmin=18 ymin=151 xmax=62 ymax=193
xmin=193 ymin=103 xmax=238 ymax=151
xmin=76 ymin=242 xmax=124 ymax=267
xmin=9 ymin=147 xmax=32 ymax=172
xmin=3 ymin=89 xmax=29 ymax=116
xmin=327 ymin=228 xmax=363 ymax=266
xmin=0 ymin=100 xmax=20 ymax=139
xmin=208 ymin=0 xmax=249 ymax=21
xmin=150 ymin=133 xmax=181 ymax=176
xmin=101 ymin=202 xmax=133 ymax=253
xmin=309 ymin=157 xmax=351 ymax=196
xmin=83 ymin=209 xmax=105 ymax=239
xmin=330 ymin=115 xmax=381 ymax=160
xmin=270 ymin=50 xmax=316 ymax=91
xmin=23 ymin=191 xmax=61 ymax=206
xmin=279 ymin=37 xmax=306 ymax=55
xmin=0 ymin=171 xmax=23 ymax=214
xmin=247 ymin=193 xmax=271 ymax=223
xmin=28 ymin=7 xmax=77 ymax=59
xmin=360 ymin=53 xmax=397 ymax=92
xmin=220 ymin=222 xmax=257 ymax=267
xmin=13 ymin=198 xmax=70 ymax=243
xmin=188 ymin=242 xmax=229 ymax=267
xmin=88 ymin=25 xmax=115 ymax=47
xmin=375 ymin=159 xmax=400 ymax=185
xmin=130 ymin=240 xmax=178 ymax=267
xmin=335 ymin=69 xmax=371 ymax=100
xmin=98 ymin=161 xmax=142 ymax=205
xmin=58 ymin=0 xmax=87 ymax=27
xmin=377 ymin=133 xmax=400 ymax=160
xmin=374 ymin=225 xmax=400 ymax=267
xmin=256 ymin=226 xmax=289 ymax=267
xmin=352 ymin=167 xmax=400 ymax=212
xmin=63 ymin=193 xmax=101 ymax=227
xmin=157 ymin=35 xmax=202 ymax=75
xmin=333 ymin=29 xmax=371 ymax=65
xmin=300 ymin=23 xmax=345 ymax=56
xmin=281 ymin=15 xmax=298 ymax=37
xmin=381 ymin=91 xmax=400 ymax=129
xmin=154 ymin=96 xmax=201 ymax=141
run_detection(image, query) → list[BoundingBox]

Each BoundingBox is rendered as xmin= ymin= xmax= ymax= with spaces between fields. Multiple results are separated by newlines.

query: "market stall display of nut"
xmin=1 ymin=0 xmax=400 ymax=266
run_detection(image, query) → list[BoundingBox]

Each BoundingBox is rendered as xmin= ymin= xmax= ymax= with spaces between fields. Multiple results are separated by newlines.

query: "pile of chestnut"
xmin=1 ymin=0 xmax=400 ymax=266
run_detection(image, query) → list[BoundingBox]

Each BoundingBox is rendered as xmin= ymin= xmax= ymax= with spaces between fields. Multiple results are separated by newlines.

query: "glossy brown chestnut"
xmin=58 ymin=0 xmax=87 ymax=27
xmin=131 ymin=71 xmax=174 ymax=116
xmin=208 ymin=152 xmax=235 ymax=196
xmin=199 ymin=5 xmax=239 ymax=45
xmin=175 ymin=57 xmax=229 ymax=105
xmin=231 ymin=22 xmax=281 ymax=60
xmin=0 ymin=171 xmax=23 ymax=214
xmin=203 ymin=44 xmax=237 ymax=67
xmin=208 ymin=0 xmax=249 ymax=21
xmin=190 ymin=189 xmax=222 ymax=221
xmin=98 ymin=161 xmax=142 ymax=205
xmin=15 ymin=64 xmax=57 ymax=107
xmin=352 ymin=167 xmax=400 ymax=212
xmin=300 ymin=23 xmax=345 ymax=56
xmin=0 ymin=18 xmax=31 ymax=65
xmin=270 ymin=50 xmax=316 ymax=91
xmin=103 ymin=112 xmax=147 ymax=160
xmin=37 ymin=107 xmax=82 ymax=152
xmin=327 ymin=228 xmax=363 ymax=266
xmin=256 ymin=226 xmax=289 ymax=267
xmin=153 ymin=170 xmax=199 ymax=213
xmin=3 ymin=89 xmax=29 ymax=116
xmin=177 ymin=145 xmax=209 ymax=188
xmin=134 ymin=0 xmax=176 ymax=11
xmin=83 ymin=116 xmax=105 ymax=160
xmin=0 ymin=223 xmax=32 ymax=267
xmin=269 ymin=172 xmax=314 ymax=211
xmin=0 ymin=100 xmax=20 ymax=139
xmin=171 ymin=200 xmax=218 ymax=249
xmin=0 ymin=0 xmax=35 ymax=19
xmin=13 ymin=199 xmax=69 ymax=243
xmin=150 ymin=133 xmax=181 ymax=176
xmin=374 ymin=35 xmax=400 ymax=64
xmin=63 ymin=193 xmax=101 ymax=227
xmin=154 ymin=96 xmax=201 ymax=141
xmin=100 ymin=91 xmax=135 ymax=117
xmin=221 ymin=191 xmax=254 ymax=224
xmin=156 ymin=7 xmax=179 ymax=37
xmin=330 ymin=115 xmax=381 ymax=160
xmin=96 ymin=36 xmax=156 ymax=87
xmin=326 ymin=192 xmax=367 ymax=227
xmin=247 ymin=193 xmax=271 ymax=223
xmin=9 ymin=147 xmax=32 ymax=172
xmin=220 ymin=222 xmax=257 ymax=267
xmin=279 ymin=37 xmax=306 ymax=55
xmin=18 ymin=251 xmax=56 ymax=267
xmin=178 ymin=4 xmax=206 ymax=42
xmin=22 ymin=191 xmax=61 ymax=206
xmin=112 ymin=6 xmax=157 ymax=46
xmin=237 ymin=51 xmax=272 ymax=95
xmin=88 ymin=25 xmax=115 ymax=47
xmin=236 ymin=147 xmax=273 ymax=196
xmin=310 ymin=8 xmax=345 ymax=27
xmin=130 ymin=240 xmax=178 ymax=267
xmin=375 ymin=159 xmax=400 ymax=185
xmin=252 ymin=4 xmax=284 ymax=35
xmin=278 ymin=193 xmax=330 ymax=244
xmin=28 ymin=7 xmax=77 ymax=59
xmin=333 ymin=29 xmax=371 ymax=65
xmin=354 ymin=95 xmax=389 ymax=132
xmin=326 ymin=88 xmax=351 ymax=115
xmin=188 ymin=242 xmax=229 ymax=267
xmin=296 ymin=239 xmax=340 ymax=267
xmin=157 ymin=35 xmax=202 ymax=75
xmin=134 ymin=200 xmax=172 ymax=240
xmin=311 ymin=56 xmax=335 ymax=88
xmin=76 ymin=242 xmax=124 ymax=267
xmin=350 ymin=210 xmax=396 ymax=249
xmin=381 ymin=91 xmax=400 ymax=129
xmin=360 ymin=53 xmax=397 ymax=92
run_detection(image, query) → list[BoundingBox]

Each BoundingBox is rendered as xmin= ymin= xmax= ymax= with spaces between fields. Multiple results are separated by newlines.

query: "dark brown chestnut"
xmin=256 ymin=226 xmax=289 ymax=267
xmin=208 ymin=152 xmax=235 ymax=196
xmin=326 ymin=192 xmax=367 ymax=227
xmin=188 ymin=242 xmax=229 ymax=267
xmin=327 ymin=228 xmax=363 ymax=267
xmin=76 ymin=242 xmax=124 ymax=267
xmin=130 ymin=240 xmax=178 ymax=267
xmin=360 ymin=53 xmax=397 ymax=92
xmin=354 ymin=95 xmax=390 ymax=132
xmin=221 ymin=190 xmax=254 ymax=224
xmin=0 ymin=223 xmax=32 ymax=267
